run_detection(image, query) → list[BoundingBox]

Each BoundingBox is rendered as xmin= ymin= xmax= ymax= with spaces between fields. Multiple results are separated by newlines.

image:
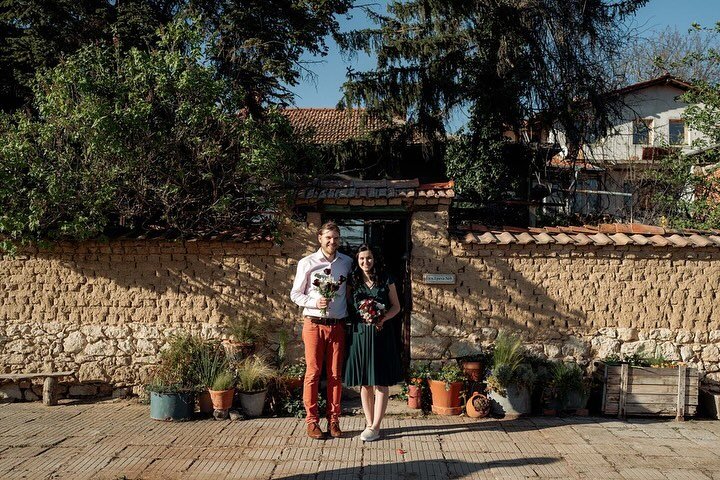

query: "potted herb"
xmin=193 ymin=339 xmax=228 ymax=414
xmin=209 ymin=370 xmax=235 ymax=411
xmin=486 ymin=331 xmax=535 ymax=416
xmin=146 ymin=333 xmax=202 ymax=421
xmin=428 ymin=363 xmax=466 ymax=415
xmin=407 ymin=362 xmax=430 ymax=410
xmin=235 ymin=356 xmax=276 ymax=417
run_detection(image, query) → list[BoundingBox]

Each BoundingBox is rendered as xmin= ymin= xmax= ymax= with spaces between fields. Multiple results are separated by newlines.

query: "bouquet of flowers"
xmin=357 ymin=298 xmax=386 ymax=327
xmin=312 ymin=268 xmax=346 ymax=316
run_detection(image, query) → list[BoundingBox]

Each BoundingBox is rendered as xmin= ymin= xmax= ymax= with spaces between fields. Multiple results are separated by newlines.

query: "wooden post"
xmin=43 ymin=377 xmax=58 ymax=406
xmin=676 ymin=364 xmax=687 ymax=421
xmin=601 ymin=363 xmax=608 ymax=415
xmin=618 ymin=363 xmax=629 ymax=419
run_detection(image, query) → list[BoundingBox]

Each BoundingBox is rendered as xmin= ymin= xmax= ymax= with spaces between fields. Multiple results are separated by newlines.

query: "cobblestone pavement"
xmin=2 ymin=401 xmax=720 ymax=479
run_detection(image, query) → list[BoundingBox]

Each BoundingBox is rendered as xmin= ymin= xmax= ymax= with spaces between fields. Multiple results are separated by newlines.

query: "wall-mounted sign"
xmin=422 ymin=273 xmax=456 ymax=285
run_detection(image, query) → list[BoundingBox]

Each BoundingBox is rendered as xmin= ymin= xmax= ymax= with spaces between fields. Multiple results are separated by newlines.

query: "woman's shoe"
xmin=360 ymin=428 xmax=380 ymax=442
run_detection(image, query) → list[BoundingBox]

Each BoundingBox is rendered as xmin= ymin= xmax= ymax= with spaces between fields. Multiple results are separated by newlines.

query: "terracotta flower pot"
xmin=466 ymin=392 xmax=491 ymax=418
xmin=198 ymin=390 xmax=214 ymax=414
xmin=428 ymin=379 xmax=463 ymax=415
xmin=209 ymin=388 xmax=235 ymax=411
xmin=462 ymin=361 xmax=483 ymax=382
xmin=407 ymin=384 xmax=422 ymax=409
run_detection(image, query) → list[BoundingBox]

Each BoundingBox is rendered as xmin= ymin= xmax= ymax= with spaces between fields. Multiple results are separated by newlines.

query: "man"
xmin=290 ymin=221 xmax=352 ymax=439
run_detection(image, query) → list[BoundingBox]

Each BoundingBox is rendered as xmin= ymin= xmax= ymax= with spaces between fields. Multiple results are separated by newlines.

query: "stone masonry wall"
xmin=410 ymin=211 xmax=720 ymax=388
xmin=0 ymin=219 xmax=318 ymax=399
xmin=4 ymin=208 xmax=720 ymax=401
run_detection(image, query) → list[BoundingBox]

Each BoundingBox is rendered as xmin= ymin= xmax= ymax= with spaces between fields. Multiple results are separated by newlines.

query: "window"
xmin=633 ymin=119 xmax=652 ymax=145
xmin=669 ymin=120 xmax=685 ymax=145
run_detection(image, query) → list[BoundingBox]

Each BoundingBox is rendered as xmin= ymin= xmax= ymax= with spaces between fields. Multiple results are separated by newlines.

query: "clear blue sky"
xmin=289 ymin=0 xmax=719 ymax=108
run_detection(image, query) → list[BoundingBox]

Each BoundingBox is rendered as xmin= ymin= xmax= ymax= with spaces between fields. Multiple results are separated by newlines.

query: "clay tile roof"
xmin=283 ymin=108 xmax=387 ymax=144
xmin=456 ymin=222 xmax=720 ymax=248
xmin=611 ymin=73 xmax=692 ymax=97
xmin=295 ymin=178 xmax=454 ymax=205
xmin=549 ymin=153 xmax=603 ymax=171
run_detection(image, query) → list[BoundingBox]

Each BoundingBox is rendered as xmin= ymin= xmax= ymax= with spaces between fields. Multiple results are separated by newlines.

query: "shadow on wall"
xmin=1 ymin=221 xmax=318 ymax=380
xmin=411 ymin=214 xmax=589 ymax=339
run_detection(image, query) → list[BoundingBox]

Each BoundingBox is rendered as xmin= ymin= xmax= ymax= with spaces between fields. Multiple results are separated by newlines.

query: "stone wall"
xmin=409 ymin=211 xmax=720 ymax=387
xmin=4 ymin=209 xmax=720 ymax=400
xmin=0 ymin=219 xmax=318 ymax=399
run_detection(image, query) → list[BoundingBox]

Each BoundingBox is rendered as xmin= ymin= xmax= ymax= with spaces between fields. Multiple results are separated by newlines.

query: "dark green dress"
xmin=344 ymin=276 xmax=403 ymax=387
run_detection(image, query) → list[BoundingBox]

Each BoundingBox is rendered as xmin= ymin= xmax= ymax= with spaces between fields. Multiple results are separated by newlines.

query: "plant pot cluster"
xmin=146 ymin=331 xmax=278 ymax=421
xmin=407 ymin=332 xmax=594 ymax=419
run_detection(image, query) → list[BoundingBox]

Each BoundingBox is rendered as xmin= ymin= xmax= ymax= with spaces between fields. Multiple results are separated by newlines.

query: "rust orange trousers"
xmin=302 ymin=318 xmax=345 ymax=424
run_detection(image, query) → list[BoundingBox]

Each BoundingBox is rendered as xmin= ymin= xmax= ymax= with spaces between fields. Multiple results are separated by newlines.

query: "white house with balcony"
xmin=543 ymin=74 xmax=709 ymax=220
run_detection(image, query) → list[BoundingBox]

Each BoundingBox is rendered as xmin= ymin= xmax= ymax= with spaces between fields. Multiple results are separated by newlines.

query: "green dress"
xmin=344 ymin=276 xmax=403 ymax=387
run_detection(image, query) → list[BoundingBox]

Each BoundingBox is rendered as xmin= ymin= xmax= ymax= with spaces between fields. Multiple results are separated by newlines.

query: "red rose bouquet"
xmin=312 ymin=268 xmax=346 ymax=316
xmin=357 ymin=298 xmax=386 ymax=326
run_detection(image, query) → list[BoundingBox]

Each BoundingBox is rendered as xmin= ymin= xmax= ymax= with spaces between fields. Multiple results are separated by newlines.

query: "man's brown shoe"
xmin=307 ymin=422 xmax=325 ymax=440
xmin=328 ymin=421 xmax=342 ymax=438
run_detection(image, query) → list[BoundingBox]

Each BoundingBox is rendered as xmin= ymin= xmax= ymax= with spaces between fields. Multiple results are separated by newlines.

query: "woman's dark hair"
xmin=351 ymin=244 xmax=386 ymax=287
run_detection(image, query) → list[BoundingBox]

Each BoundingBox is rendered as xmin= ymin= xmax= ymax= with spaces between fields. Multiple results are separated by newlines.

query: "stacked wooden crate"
xmin=602 ymin=363 xmax=699 ymax=420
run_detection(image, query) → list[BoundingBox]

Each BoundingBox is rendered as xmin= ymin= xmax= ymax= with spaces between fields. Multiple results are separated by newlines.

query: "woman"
xmin=344 ymin=244 xmax=403 ymax=442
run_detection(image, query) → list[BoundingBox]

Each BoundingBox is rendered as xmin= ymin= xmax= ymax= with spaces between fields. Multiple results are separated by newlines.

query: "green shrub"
xmin=194 ymin=340 xmax=228 ymax=389
xmin=429 ymin=363 xmax=465 ymax=390
xmin=235 ymin=356 xmax=276 ymax=392
xmin=211 ymin=370 xmax=235 ymax=391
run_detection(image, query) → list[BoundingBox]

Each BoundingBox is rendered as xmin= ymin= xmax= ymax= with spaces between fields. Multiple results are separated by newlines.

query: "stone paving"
xmin=2 ymin=400 xmax=720 ymax=479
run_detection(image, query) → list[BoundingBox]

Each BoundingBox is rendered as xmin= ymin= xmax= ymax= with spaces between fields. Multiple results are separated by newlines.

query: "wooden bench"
xmin=0 ymin=371 xmax=76 ymax=406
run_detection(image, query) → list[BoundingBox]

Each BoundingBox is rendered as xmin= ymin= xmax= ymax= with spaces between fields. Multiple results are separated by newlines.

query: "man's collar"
xmin=315 ymin=248 xmax=336 ymax=262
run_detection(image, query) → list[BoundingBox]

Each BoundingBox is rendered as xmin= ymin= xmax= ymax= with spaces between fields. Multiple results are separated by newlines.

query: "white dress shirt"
xmin=290 ymin=249 xmax=353 ymax=319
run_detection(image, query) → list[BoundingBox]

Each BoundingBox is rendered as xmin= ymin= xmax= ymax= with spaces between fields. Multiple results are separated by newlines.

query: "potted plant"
xmin=146 ymin=333 xmax=202 ymax=421
xmin=235 ymin=356 xmax=276 ymax=417
xmin=542 ymin=361 xmax=584 ymax=415
xmin=456 ymin=347 xmax=492 ymax=383
xmin=194 ymin=339 xmax=228 ymax=414
xmin=407 ymin=362 xmax=430 ymax=410
xmin=486 ymin=331 xmax=535 ymax=416
xmin=209 ymin=370 xmax=235 ymax=411
xmin=279 ymin=360 xmax=306 ymax=391
xmin=224 ymin=316 xmax=260 ymax=360
xmin=428 ymin=363 xmax=466 ymax=415
xmin=466 ymin=392 xmax=491 ymax=418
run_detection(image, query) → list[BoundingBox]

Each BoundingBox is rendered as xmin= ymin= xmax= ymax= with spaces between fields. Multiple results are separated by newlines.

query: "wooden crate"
xmin=601 ymin=363 xmax=698 ymax=420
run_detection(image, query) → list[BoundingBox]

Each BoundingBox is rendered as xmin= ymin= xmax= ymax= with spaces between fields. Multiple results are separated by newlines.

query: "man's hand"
xmin=316 ymin=297 xmax=329 ymax=309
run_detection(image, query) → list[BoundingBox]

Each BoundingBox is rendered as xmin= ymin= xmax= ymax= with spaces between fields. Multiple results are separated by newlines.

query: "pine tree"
xmin=339 ymin=0 xmax=649 ymax=203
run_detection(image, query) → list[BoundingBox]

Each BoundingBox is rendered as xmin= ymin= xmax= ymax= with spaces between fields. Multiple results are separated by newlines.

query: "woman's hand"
xmin=375 ymin=316 xmax=386 ymax=331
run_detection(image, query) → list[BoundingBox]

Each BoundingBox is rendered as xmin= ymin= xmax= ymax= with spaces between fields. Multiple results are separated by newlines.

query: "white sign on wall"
xmin=422 ymin=273 xmax=456 ymax=285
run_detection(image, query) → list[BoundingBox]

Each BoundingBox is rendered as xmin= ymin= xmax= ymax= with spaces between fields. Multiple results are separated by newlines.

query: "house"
xmin=282 ymin=107 xmax=446 ymax=183
xmin=540 ymin=74 xmax=710 ymax=221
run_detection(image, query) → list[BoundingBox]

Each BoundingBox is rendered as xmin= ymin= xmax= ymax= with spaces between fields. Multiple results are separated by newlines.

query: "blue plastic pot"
xmin=149 ymin=391 xmax=195 ymax=421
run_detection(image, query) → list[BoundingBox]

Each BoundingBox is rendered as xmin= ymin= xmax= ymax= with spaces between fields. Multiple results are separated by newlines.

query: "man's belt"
xmin=305 ymin=316 xmax=345 ymax=326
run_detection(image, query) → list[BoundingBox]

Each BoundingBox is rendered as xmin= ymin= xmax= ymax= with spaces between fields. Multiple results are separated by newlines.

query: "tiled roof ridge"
xmin=295 ymin=177 xmax=455 ymax=205
xmin=283 ymin=106 xmax=368 ymax=112
xmin=611 ymin=73 xmax=692 ymax=97
xmin=282 ymin=107 xmax=387 ymax=144
xmin=457 ymin=222 xmax=720 ymax=248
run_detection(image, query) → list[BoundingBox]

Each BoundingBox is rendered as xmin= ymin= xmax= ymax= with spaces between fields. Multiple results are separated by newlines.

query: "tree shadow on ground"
xmin=275 ymin=457 xmax=561 ymax=479
xmin=339 ymin=415 xmax=646 ymax=440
